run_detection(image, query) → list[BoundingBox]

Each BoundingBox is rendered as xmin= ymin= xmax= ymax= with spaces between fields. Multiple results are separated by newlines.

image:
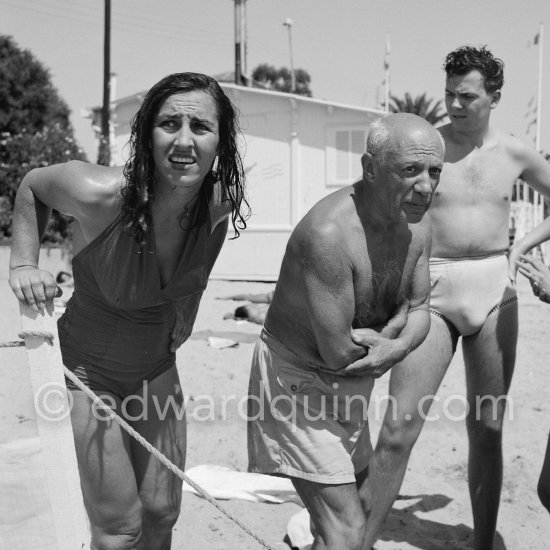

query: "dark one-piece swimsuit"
xmin=59 ymin=213 xmax=210 ymax=399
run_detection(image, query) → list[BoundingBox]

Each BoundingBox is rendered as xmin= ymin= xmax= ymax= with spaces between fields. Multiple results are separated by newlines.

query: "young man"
xmin=247 ymin=113 xmax=445 ymax=550
xmin=363 ymin=46 xmax=550 ymax=549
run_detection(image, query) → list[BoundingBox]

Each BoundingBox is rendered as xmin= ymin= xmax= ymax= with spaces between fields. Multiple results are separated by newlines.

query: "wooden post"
xmin=19 ymin=302 xmax=90 ymax=550
xmin=234 ymin=0 xmax=243 ymax=85
xmin=98 ymin=0 xmax=112 ymax=166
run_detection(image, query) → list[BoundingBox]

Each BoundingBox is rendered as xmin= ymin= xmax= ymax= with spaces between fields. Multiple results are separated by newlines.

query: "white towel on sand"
xmin=182 ymin=464 xmax=312 ymax=549
xmin=182 ymin=464 xmax=301 ymax=504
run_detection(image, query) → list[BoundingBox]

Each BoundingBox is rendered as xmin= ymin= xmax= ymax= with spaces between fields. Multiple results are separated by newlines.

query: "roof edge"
xmin=99 ymin=84 xmax=386 ymax=116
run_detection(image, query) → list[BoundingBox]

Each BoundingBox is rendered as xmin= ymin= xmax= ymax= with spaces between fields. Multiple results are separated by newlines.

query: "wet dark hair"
xmin=444 ymin=45 xmax=504 ymax=93
xmin=121 ymin=72 xmax=249 ymax=244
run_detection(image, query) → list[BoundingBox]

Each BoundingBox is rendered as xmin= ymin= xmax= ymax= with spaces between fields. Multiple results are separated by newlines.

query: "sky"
xmin=2 ymin=0 xmax=550 ymax=160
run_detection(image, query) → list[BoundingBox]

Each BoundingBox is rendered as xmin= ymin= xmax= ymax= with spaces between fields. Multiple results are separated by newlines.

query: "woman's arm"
xmin=9 ymin=161 xmax=120 ymax=309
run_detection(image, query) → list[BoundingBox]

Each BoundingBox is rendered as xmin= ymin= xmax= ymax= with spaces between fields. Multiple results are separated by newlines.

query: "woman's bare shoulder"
xmin=43 ymin=161 xmax=125 ymax=221
xmin=65 ymin=160 xmax=123 ymax=192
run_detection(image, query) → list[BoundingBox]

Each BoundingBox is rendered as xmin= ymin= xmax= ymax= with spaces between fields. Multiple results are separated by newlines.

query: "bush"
xmin=0 ymin=125 xmax=86 ymax=243
xmin=0 ymin=35 xmax=88 ymax=245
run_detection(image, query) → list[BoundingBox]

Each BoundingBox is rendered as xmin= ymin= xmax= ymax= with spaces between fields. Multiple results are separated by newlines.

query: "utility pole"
xmin=283 ymin=18 xmax=295 ymax=93
xmin=98 ymin=0 xmax=111 ymax=166
xmin=234 ymin=0 xmax=243 ymax=85
xmin=242 ymin=0 xmax=248 ymax=82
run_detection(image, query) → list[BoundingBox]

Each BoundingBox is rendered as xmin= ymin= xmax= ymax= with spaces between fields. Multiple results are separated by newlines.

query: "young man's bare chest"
xmin=434 ymin=145 xmax=519 ymax=208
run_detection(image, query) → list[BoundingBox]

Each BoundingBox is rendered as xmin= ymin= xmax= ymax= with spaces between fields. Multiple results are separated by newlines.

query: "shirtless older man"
xmin=362 ymin=46 xmax=550 ymax=549
xmin=247 ymin=113 xmax=444 ymax=550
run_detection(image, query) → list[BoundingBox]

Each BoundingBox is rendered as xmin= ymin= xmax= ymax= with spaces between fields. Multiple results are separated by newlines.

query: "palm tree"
xmin=388 ymin=92 xmax=447 ymax=125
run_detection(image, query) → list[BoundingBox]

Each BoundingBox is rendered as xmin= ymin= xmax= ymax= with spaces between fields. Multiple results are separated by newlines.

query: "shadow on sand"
xmin=377 ymin=493 xmax=506 ymax=550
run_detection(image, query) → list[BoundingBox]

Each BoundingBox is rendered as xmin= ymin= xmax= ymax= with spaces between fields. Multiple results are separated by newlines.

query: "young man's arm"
xmin=510 ymin=216 xmax=550 ymax=259
xmin=508 ymin=140 xmax=550 ymax=279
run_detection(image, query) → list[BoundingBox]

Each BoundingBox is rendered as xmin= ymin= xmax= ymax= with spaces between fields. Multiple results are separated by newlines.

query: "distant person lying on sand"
xmin=56 ymin=270 xmax=74 ymax=285
xmin=218 ymin=289 xmax=274 ymax=303
xmin=220 ymin=289 xmax=274 ymax=325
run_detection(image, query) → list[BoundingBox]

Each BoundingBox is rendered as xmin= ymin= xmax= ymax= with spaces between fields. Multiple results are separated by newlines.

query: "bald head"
xmin=361 ymin=113 xmax=445 ymax=224
xmin=367 ymin=113 xmax=445 ymax=163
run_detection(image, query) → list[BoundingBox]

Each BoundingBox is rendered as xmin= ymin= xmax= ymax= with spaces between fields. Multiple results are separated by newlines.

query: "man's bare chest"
xmin=352 ymin=246 xmax=413 ymax=328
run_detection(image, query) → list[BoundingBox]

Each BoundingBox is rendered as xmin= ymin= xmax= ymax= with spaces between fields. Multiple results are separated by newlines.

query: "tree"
xmin=388 ymin=92 xmax=447 ymax=125
xmin=251 ymin=63 xmax=312 ymax=97
xmin=0 ymin=34 xmax=86 ymax=243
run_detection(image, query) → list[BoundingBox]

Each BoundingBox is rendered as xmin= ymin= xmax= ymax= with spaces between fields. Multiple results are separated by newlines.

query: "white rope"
xmin=0 ymin=331 xmax=54 ymax=347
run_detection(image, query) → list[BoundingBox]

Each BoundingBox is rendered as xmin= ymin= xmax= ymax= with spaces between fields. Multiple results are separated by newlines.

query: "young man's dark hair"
xmin=444 ymin=45 xmax=504 ymax=93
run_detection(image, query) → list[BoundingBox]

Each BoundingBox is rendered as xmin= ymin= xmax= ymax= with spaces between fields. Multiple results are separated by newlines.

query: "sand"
xmin=0 ymin=261 xmax=549 ymax=550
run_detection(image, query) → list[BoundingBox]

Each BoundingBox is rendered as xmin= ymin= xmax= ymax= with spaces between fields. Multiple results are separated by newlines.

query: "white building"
xmin=96 ymin=84 xmax=385 ymax=280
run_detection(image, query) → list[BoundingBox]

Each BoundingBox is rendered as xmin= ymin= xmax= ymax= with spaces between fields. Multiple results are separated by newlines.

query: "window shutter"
xmin=331 ymin=129 xmax=365 ymax=185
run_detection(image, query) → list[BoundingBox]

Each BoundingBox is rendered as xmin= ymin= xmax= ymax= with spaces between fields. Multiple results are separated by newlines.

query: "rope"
xmin=0 ymin=340 xmax=25 ymax=348
xmin=0 ymin=331 xmax=54 ymax=348
xmin=7 ymin=330 xmax=277 ymax=550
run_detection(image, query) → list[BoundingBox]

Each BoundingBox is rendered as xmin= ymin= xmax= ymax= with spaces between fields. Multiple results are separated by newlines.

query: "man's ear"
xmin=361 ymin=152 xmax=375 ymax=180
xmin=490 ymin=89 xmax=501 ymax=109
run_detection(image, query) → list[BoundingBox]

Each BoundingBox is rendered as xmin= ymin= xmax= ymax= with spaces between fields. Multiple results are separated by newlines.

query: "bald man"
xmin=247 ymin=113 xmax=445 ymax=550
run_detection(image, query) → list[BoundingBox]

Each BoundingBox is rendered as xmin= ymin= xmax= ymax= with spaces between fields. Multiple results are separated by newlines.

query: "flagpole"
xmin=536 ymin=21 xmax=544 ymax=152
xmin=384 ymin=32 xmax=391 ymax=112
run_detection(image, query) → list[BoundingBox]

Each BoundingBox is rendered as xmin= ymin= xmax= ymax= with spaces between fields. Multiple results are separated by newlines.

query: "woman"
xmin=517 ymin=250 xmax=550 ymax=514
xmin=9 ymin=72 xmax=247 ymax=550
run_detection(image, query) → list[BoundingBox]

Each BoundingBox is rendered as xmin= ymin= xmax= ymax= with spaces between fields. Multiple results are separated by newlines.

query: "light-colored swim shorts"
xmin=247 ymin=328 xmax=374 ymax=484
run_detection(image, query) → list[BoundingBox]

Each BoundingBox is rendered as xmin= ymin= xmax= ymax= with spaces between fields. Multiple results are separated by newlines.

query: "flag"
xmin=528 ymin=31 xmax=540 ymax=47
xmin=384 ymin=32 xmax=391 ymax=71
xmin=526 ymin=116 xmax=537 ymax=134
xmin=525 ymin=95 xmax=537 ymax=136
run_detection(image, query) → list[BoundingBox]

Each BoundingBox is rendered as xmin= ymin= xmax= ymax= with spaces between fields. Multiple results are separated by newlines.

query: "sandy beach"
xmin=1 ymin=253 xmax=549 ymax=550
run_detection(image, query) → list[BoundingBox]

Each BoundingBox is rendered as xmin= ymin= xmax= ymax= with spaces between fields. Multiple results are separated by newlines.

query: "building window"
xmin=327 ymin=128 xmax=366 ymax=186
